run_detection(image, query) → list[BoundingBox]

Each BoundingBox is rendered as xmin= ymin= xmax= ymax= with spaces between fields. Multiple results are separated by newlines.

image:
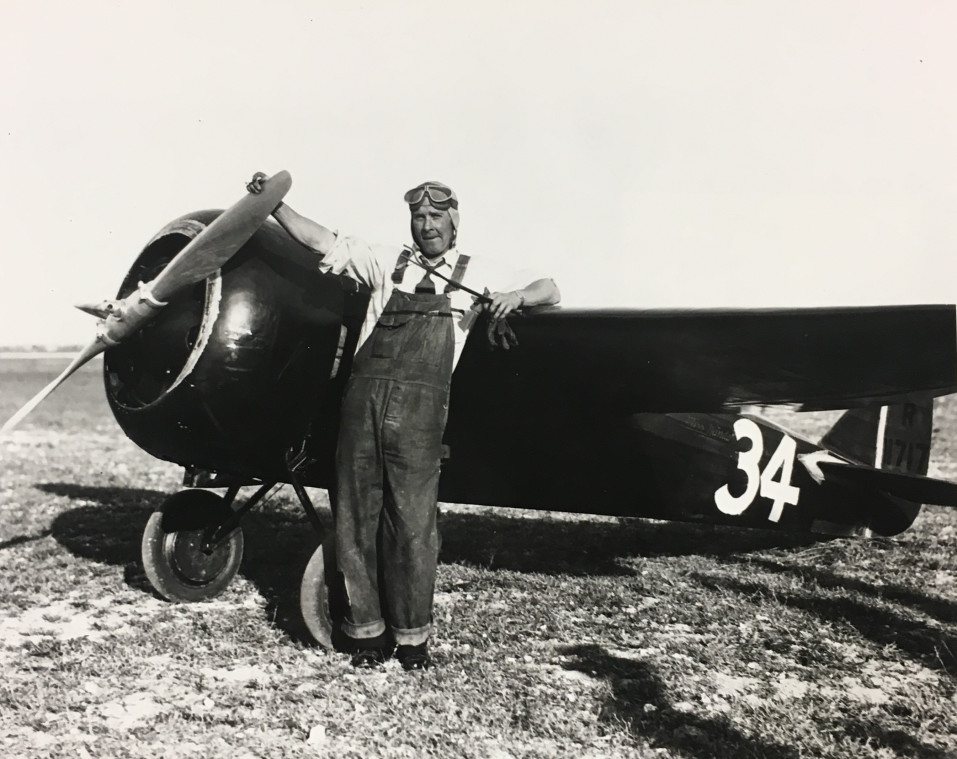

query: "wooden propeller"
xmin=1 ymin=171 xmax=292 ymax=433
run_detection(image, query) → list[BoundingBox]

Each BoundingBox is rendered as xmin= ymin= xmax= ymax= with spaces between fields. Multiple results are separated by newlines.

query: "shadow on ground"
xmin=560 ymin=643 xmax=801 ymax=759
xmin=40 ymin=482 xmax=819 ymax=644
xmin=560 ymin=643 xmax=953 ymax=759
xmin=696 ymin=557 xmax=957 ymax=679
xmin=438 ymin=510 xmax=818 ymax=575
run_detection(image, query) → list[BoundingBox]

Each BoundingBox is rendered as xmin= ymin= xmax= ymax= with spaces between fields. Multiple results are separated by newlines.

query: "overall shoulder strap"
xmin=444 ymin=254 xmax=471 ymax=293
xmin=392 ymin=247 xmax=413 ymax=284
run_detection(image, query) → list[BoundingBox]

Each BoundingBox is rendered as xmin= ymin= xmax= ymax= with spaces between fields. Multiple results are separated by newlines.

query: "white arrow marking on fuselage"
xmin=798 ymin=450 xmax=848 ymax=484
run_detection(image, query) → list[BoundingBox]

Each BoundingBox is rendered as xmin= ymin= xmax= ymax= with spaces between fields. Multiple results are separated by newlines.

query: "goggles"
xmin=403 ymin=183 xmax=458 ymax=209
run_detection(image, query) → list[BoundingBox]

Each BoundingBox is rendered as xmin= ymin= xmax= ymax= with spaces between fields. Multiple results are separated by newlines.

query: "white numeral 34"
xmin=714 ymin=418 xmax=800 ymax=522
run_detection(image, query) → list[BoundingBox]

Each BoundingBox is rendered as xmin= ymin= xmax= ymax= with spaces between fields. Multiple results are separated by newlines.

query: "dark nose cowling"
xmin=104 ymin=213 xmax=366 ymax=481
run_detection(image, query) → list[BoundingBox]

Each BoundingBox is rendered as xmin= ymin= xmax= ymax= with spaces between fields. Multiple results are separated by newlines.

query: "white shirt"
xmin=319 ymin=234 xmax=534 ymax=369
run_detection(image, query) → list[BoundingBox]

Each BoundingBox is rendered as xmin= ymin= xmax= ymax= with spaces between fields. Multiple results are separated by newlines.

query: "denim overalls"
xmin=335 ymin=251 xmax=469 ymax=646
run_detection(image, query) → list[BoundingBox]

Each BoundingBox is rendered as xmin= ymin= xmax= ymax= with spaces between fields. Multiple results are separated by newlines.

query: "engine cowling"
xmin=103 ymin=211 xmax=368 ymax=482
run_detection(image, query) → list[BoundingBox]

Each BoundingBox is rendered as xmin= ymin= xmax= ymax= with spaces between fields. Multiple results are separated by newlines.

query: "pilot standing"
xmin=247 ymin=174 xmax=560 ymax=670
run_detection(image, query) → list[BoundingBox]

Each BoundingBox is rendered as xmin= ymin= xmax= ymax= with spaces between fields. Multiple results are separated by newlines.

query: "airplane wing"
xmin=455 ymin=305 xmax=957 ymax=414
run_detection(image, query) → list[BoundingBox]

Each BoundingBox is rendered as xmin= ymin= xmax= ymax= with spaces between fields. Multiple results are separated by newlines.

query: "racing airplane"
xmin=5 ymin=171 xmax=957 ymax=648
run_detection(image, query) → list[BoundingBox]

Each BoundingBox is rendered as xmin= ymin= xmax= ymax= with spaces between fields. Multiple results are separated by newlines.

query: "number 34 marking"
xmin=714 ymin=418 xmax=800 ymax=522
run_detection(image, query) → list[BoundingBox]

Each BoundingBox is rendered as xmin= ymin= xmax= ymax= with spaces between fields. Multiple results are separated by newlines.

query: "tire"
xmin=299 ymin=535 xmax=344 ymax=649
xmin=142 ymin=489 xmax=244 ymax=602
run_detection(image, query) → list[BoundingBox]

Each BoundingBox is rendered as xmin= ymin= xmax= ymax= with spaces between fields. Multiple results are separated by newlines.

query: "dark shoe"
xmin=396 ymin=643 xmax=432 ymax=671
xmin=346 ymin=632 xmax=391 ymax=669
xmin=350 ymin=647 xmax=387 ymax=669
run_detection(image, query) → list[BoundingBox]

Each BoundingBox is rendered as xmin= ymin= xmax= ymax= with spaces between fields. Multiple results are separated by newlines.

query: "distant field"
xmin=2 ymin=358 xmax=957 ymax=758
xmin=0 ymin=359 xmax=111 ymax=433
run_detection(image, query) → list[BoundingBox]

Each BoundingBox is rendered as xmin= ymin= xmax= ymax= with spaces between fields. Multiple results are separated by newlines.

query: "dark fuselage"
xmin=104 ymin=213 xmax=956 ymax=536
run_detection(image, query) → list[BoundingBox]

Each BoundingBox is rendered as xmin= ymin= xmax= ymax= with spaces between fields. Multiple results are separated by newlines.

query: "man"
xmin=247 ymin=174 xmax=560 ymax=670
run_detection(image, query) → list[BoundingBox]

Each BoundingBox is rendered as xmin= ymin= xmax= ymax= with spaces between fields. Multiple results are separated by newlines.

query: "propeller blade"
xmin=1 ymin=339 xmax=106 ymax=433
xmin=75 ymin=301 xmax=115 ymax=319
xmin=148 ymin=170 xmax=292 ymax=302
xmin=2 ymin=172 xmax=292 ymax=434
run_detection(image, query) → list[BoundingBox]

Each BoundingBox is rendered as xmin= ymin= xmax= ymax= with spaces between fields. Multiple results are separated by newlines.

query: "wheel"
xmin=141 ymin=489 xmax=244 ymax=602
xmin=299 ymin=535 xmax=345 ymax=649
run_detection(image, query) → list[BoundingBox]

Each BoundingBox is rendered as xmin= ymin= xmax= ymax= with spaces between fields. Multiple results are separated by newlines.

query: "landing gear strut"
xmin=140 ymin=472 xmax=343 ymax=649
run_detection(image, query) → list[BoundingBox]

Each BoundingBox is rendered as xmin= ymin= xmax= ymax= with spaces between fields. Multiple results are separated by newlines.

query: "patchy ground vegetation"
xmin=1 ymin=360 xmax=956 ymax=758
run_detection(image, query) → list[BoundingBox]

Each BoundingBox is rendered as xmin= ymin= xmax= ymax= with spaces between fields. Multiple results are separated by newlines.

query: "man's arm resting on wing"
xmin=487 ymin=278 xmax=560 ymax=321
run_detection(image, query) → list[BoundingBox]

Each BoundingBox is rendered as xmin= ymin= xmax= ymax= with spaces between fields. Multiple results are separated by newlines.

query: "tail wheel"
xmin=142 ymin=489 xmax=244 ymax=602
xmin=299 ymin=535 xmax=345 ymax=649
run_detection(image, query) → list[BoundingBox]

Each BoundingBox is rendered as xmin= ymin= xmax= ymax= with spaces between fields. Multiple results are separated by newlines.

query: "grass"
xmin=1 ymin=360 xmax=956 ymax=757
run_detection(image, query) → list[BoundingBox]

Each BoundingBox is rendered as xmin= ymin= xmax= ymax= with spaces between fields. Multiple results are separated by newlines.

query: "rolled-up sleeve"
xmin=318 ymin=234 xmax=392 ymax=292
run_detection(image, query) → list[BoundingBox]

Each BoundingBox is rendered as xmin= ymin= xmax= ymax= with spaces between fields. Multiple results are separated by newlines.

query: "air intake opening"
xmin=105 ymin=232 xmax=215 ymax=409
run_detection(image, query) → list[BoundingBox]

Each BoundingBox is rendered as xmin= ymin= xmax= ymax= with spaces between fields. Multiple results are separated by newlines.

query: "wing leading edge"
xmin=454 ymin=305 xmax=957 ymax=414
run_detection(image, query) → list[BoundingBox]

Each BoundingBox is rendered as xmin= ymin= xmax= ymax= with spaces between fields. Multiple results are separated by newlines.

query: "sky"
xmin=1 ymin=0 xmax=955 ymax=347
